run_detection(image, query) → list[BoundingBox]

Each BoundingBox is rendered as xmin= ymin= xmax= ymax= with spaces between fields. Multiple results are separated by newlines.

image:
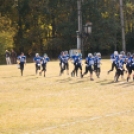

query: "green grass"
xmin=0 ymin=60 xmax=134 ymax=134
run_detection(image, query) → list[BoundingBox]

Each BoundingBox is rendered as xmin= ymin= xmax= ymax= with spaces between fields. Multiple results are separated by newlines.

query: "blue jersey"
xmin=41 ymin=57 xmax=50 ymax=64
xmin=70 ymin=55 xmax=76 ymax=64
xmin=71 ymin=55 xmax=76 ymax=59
xmin=94 ymin=56 xmax=101 ymax=67
xmin=58 ymin=55 xmax=64 ymax=63
xmin=86 ymin=57 xmax=94 ymax=66
xmin=62 ymin=55 xmax=70 ymax=63
xmin=33 ymin=56 xmax=42 ymax=64
xmin=122 ymin=56 xmax=126 ymax=63
xmin=126 ymin=57 xmax=133 ymax=67
xmin=116 ymin=59 xmax=124 ymax=70
xmin=114 ymin=56 xmax=119 ymax=65
xmin=74 ymin=55 xmax=82 ymax=65
xmin=110 ymin=54 xmax=119 ymax=63
xmin=17 ymin=56 xmax=26 ymax=63
xmin=131 ymin=58 xmax=134 ymax=68
xmin=110 ymin=54 xmax=115 ymax=62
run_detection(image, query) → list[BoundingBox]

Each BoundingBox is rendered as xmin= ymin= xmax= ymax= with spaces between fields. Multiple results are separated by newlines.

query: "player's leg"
xmin=20 ymin=63 xmax=24 ymax=76
xmin=79 ymin=64 xmax=82 ymax=77
xmin=71 ymin=63 xmax=76 ymax=77
xmin=127 ymin=67 xmax=132 ymax=82
xmin=66 ymin=63 xmax=69 ymax=75
xmin=75 ymin=64 xmax=79 ymax=77
xmin=35 ymin=64 xmax=38 ymax=74
xmin=60 ymin=63 xmax=65 ymax=76
xmin=43 ymin=64 xmax=46 ymax=77
xmin=116 ymin=69 xmax=122 ymax=82
xmin=89 ymin=66 xmax=94 ymax=81
xmin=96 ymin=67 xmax=101 ymax=78
xmin=108 ymin=62 xmax=115 ymax=74
xmin=81 ymin=65 xmax=88 ymax=78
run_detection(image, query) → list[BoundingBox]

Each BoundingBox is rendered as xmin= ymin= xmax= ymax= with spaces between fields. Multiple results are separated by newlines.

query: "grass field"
xmin=0 ymin=60 xmax=134 ymax=134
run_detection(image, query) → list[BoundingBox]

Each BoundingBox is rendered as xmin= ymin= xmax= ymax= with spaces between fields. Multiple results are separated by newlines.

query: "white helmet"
xmin=94 ymin=52 xmax=97 ymax=56
xmin=76 ymin=52 xmax=79 ymax=56
xmin=96 ymin=52 xmax=101 ymax=57
xmin=120 ymin=51 xmax=125 ymax=56
xmin=36 ymin=53 xmax=39 ymax=57
xmin=64 ymin=51 xmax=68 ymax=55
xmin=88 ymin=53 xmax=93 ymax=57
xmin=127 ymin=52 xmax=131 ymax=57
xmin=114 ymin=51 xmax=118 ymax=56
xmin=44 ymin=53 xmax=48 ymax=57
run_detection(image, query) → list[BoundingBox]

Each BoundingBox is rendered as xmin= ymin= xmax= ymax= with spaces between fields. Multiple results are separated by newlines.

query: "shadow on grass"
xmin=96 ymin=79 xmax=108 ymax=83
xmin=25 ymin=77 xmax=40 ymax=81
xmin=116 ymin=81 xmax=128 ymax=85
xmin=56 ymin=77 xmax=72 ymax=83
xmin=70 ymin=80 xmax=86 ymax=84
xmin=1 ymin=74 xmax=38 ymax=78
xmin=46 ymin=75 xmax=60 ymax=78
xmin=100 ymin=80 xmax=134 ymax=88
xmin=118 ymin=81 xmax=134 ymax=88
xmin=27 ymin=74 xmax=36 ymax=76
xmin=1 ymin=76 xmax=20 ymax=78
xmin=115 ymin=81 xmax=133 ymax=86
xmin=100 ymin=81 xmax=114 ymax=85
xmin=70 ymin=77 xmax=89 ymax=84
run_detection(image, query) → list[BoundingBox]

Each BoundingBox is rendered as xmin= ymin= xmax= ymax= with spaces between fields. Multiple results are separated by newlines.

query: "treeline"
xmin=0 ymin=0 xmax=134 ymax=63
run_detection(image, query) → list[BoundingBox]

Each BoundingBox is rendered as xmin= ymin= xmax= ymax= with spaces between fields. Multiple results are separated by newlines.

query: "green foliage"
xmin=0 ymin=15 xmax=17 ymax=60
xmin=0 ymin=0 xmax=134 ymax=60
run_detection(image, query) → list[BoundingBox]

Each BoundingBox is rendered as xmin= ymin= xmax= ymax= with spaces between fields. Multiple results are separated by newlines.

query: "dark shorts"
xmin=42 ymin=64 xmax=46 ymax=71
xmin=76 ymin=64 xmax=82 ymax=71
xmin=64 ymin=63 xmax=69 ymax=70
xmin=35 ymin=63 xmax=41 ymax=70
xmin=87 ymin=65 xmax=94 ymax=74
xmin=59 ymin=62 xmax=64 ymax=70
xmin=94 ymin=64 xmax=100 ymax=71
xmin=20 ymin=62 xmax=25 ymax=70
xmin=126 ymin=65 xmax=131 ymax=74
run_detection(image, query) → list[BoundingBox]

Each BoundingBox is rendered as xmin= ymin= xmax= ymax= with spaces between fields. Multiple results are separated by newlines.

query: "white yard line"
xmin=26 ymin=109 xmax=133 ymax=134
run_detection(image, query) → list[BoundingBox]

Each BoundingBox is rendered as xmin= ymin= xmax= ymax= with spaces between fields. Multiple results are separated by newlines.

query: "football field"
xmin=0 ymin=60 xmax=134 ymax=134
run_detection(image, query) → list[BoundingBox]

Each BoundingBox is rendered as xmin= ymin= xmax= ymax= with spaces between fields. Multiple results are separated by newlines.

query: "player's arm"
xmin=33 ymin=57 xmax=36 ymax=63
xmin=24 ymin=56 xmax=27 ymax=65
xmin=17 ymin=57 xmax=20 ymax=64
xmin=47 ymin=57 xmax=50 ymax=62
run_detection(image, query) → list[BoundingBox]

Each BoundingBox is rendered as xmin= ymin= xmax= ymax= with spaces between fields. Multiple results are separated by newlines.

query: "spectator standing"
xmin=11 ymin=49 xmax=17 ymax=64
xmin=5 ymin=50 xmax=11 ymax=65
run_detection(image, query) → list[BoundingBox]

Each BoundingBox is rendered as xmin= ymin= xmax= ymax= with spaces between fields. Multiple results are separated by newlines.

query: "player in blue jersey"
xmin=63 ymin=51 xmax=70 ymax=75
xmin=131 ymin=53 xmax=134 ymax=81
xmin=81 ymin=53 xmax=94 ymax=81
xmin=33 ymin=53 xmax=42 ymax=75
xmin=114 ymin=54 xmax=125 ymax=82
xmin=39 ymin=53 xmax=50 ymax=77
xmin=126 ymin=52 xmax=133 ymax=82
xmin=58 ymin=51 xmax=65 ymax=76
xmin=74 ymin=53 xmax=82 ymax=77
xmin=70 ymin=52 xmax=77 ymax=77
xmin=119 ymin=51 xmax=127 ymax=79
xmin=58 ymin=51 xmax=70 ymax=76
xmin=108 ymin=51 xmax=119 ymax=74
xmin=94 ymin=52 xmax=101 ymax=78
xmin=17 ymin=52 xmax=26 ymax=76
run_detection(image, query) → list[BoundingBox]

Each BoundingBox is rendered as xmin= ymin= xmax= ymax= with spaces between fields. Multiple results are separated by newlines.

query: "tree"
xmin=0 ymin=15 xmax=17 ymax=64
